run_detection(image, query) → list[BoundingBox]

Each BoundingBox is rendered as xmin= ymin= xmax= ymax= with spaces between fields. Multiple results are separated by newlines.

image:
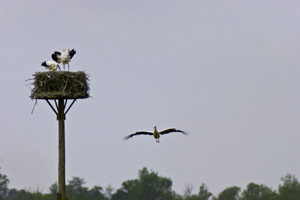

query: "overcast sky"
xmin=0 ymin=1 xmax=299 ymax=196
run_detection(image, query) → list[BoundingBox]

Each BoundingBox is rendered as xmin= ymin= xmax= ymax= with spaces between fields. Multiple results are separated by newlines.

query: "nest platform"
xmin=30 ymin=71 xmax=90 ymax=99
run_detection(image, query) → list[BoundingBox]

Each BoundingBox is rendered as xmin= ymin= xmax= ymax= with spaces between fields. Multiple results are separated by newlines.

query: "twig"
xmin=31 ymin=99 xmax=38 ymax=114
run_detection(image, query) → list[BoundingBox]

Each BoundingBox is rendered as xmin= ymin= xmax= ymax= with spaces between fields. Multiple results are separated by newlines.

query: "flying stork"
xmin=52 ymin=49 xmax=76 ymax=71
xmin=123 ymin=126 xmax=188 ymax=143
xmin=41 ymin=61 xmax=61 ymax=71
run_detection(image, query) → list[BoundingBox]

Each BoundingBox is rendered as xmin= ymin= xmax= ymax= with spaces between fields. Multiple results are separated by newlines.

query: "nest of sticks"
xmin=30 ymin=71 xmax=90 ymax=99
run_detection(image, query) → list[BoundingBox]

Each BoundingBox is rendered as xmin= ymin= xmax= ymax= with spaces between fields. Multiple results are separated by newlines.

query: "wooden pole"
xmin=57 ymin=99 xmax=66 ymax=200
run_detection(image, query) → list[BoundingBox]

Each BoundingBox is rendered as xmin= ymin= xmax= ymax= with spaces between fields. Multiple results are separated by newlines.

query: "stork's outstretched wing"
xmin=159 ymin=128 xmax=188 ymax=135
xmin=123 ymin=131 xmax=153 ymax=140
xmin=52 ymin=51 xmax=62 ymax=63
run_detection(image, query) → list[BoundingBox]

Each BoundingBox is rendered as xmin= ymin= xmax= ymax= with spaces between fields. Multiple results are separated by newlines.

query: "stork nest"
xmin=30 ymin=71 xmax=90 ymax=99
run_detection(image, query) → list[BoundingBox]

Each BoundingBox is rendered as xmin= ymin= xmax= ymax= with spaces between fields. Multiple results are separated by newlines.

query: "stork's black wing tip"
xmin=123 ymin=135 xmax=131 ymax=140
xmin=178 ymin=130 xmax=188 ymax=135
xmin=41 ymin=61 xmax=46 ymax=66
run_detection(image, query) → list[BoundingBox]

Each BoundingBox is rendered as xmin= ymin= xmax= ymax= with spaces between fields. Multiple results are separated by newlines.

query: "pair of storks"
xmin=124 ymin=126 xmax=187 ymax=143
xmin=41 ymin=49 xmax=76 ymax=71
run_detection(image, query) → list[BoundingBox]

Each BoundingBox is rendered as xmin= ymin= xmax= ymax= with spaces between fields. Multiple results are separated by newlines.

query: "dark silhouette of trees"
xmin=184 ymin=183 xmax=212 ymax=200
xmin=276 ymin=174 xmax=300 ymax=200
xmin=1 ymin=166 xmax=300 ymax=200
xmin=0 ymin=168 xmax=9 ymax=200
xmin=198 ymin=183 xmax=213 ymax=200
xmin=112 ymin=167 xmax=177 ymax=200
xmin=216 ymin=186 xmax=241 ymax=200
xmin=50 ymin=177 xmax=107 ymax=200
xmin=239 ymin=182 xmax=277 ymax=200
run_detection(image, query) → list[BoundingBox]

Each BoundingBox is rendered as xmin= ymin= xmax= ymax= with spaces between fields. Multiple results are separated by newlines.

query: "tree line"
xmin=1 ymin=167 xmax=299 ymax=200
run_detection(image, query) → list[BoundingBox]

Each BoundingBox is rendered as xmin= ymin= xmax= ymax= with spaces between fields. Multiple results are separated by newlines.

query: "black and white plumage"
xmin=52 ymin=49 xmax=76 ymax=71
xmin=123 ymin=126 xmax=188 ymax=143
xmin=41 ymin=61 xmax=61 ymax=71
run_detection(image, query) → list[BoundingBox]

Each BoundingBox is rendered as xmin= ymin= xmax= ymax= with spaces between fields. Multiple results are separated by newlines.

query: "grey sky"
xmin=0 ymin=1 xmax=299 ymax=196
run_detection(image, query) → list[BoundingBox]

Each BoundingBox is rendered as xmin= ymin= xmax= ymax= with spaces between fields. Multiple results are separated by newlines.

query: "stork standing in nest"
xmin=52 ymin=49 xmax=76 ymax=71
xmin=123 ymin=126 xmax=188 ymax=143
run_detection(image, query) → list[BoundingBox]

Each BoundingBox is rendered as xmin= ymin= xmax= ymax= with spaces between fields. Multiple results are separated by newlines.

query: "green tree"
xmin=104 ymin=184 xmax=114 ymax=200
xmin=31 ymin=190 xmax=44 ymax=200
xmin=183 ymin=183 xmax=212 ymax=200
xmin=65 ymin=177 xmax=107 ymax=200
xmin=47 ymin=177 xmax=106 ymax=200
xmin=218 ymin=186 xmax=240 ymax=200
xmin=198 ymin=183 xmax=213 ymax=200
xmin=111 ymin=167 xmax=176 ymax=200
xmin=0 ymin=168 xmax=9 ymax=200
xmin=67 ymin=177 xmax=86 ymax=193
xmin=89 ymin=186 xmax=106 ymax=200
xmin=5 ymin=188 xmax=18 ymax=200
xmin=66 ymin=177 xmax=90 ymax=200
xmin=49 ymin=182 xmax=58 ymax=196
xmin=276 ymin=174 xmax=300 ymax=200
xmin=182 ymin=183 xmax=195 ymax=200
xmin=13 ymin=189 xmax=32 ymax=200
xmin=240 ymin=182 xmax=277 ymax=200
xmin=42 ymin=193 xmax=56 ymax=200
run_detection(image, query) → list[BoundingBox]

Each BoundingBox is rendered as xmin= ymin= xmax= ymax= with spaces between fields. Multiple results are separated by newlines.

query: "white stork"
xmin=41 ymin=61 xmax=61 ymax=71
xmin=52 ymin=49 xmax=76 ymax=71
xmin=123 ymin=126 xmax=188 ymax=143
